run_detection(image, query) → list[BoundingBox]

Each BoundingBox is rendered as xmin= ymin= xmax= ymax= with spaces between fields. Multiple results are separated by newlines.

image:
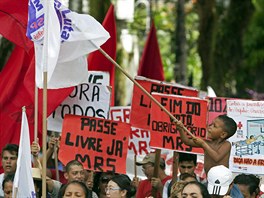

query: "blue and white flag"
xmin=27 ymin=0 xmax=110 ymax=88
xmin=13 ymin=108 xmax=36 ymax=198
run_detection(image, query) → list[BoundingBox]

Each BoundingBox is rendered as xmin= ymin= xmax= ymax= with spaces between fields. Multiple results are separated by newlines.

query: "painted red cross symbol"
xmin=237 ymin=122 xmax=243 ymax=129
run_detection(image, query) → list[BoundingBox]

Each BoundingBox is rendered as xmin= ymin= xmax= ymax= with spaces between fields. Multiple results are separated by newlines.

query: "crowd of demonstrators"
xmin=163 ymin=152 xmax=207 ymax=198
xmin=1 ymin=114 xmax=264 ymax=198
xmin=0 ymin=143 xmax=263 ymax=198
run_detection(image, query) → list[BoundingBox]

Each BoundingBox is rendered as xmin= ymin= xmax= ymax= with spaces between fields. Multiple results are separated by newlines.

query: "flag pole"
xmin=42 ymin=71 xmax=48 ymax=198
xmin=34 ymin=85 xmax=38 ymax=141
xmin=172 ymin=151 xmax=179 ymax=181
xmin=97 ymin=47 xmax=195 ymax=138
xmin=41 ymin=0 xmax=50 ymax=197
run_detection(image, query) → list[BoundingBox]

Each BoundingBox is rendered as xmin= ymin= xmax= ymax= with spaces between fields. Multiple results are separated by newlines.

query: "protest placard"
xmin=81 ymin=71 xmax=110 ymax=85
xmin=130 ymin=76 xmax=198 ymax=130
xmin=48 ymin=82 xmax=111 ymax=132
xmin=109 ymin=106 xmax=206 ymax=178
xmin=227 ymin=100 xmax=264 ymax=174
xmin=150 ymin=93 xmax=208 ymax=154
xmin=109 ymin=106 xmax=153 ymax=154
xmin=207 ymin=97 xmax=240 ymax=125
xmin=207 ymin=97 xmax=228 ymax=124
xmin=109 ymin=106 xmax=130 ymax=123
xmin=59 ymin=114 xmax=130 ymax=173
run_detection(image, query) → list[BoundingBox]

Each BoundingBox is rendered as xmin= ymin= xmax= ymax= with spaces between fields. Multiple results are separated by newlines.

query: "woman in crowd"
xmin=106 ymin=174 xmax=136 ymax=198
xmin=58 ymin=180 xmax=89 ymax=198
xmin=181 ymin=181 xmax=210 ymax=198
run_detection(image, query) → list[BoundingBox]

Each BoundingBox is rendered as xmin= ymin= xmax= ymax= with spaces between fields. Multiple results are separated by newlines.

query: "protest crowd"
xmin=1 ymin=0 xmax=264 ymax=198
xmin=0 ymin=133 xmax=263 ymax=198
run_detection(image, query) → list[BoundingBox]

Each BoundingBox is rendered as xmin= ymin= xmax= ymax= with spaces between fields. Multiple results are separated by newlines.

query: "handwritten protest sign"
xmin=208 ymin=97 xmax=228 ymax=124
xmin=130 ymin=76 xmax=198 ymax=130
xmin=150 ymin=93 xmax=208 ymax=154
xmin=59 ymin=115 xmax=130 ymax=173
xmin=110 ymin=106 xmax=179 ymax=178
xmin=109 ymin=106 xmax=130 ymax=123
xmin=109 ymin=106 xmax=153 ymax=155
xmin=81 ymin=71 xmax=110 ymax=85
xmin=48 ymin=82 xmax=111 ymax=132
xmin=207 ymin=97 xmax=240 ymax=125
xmin=227 ymin=100 xmax=264 ymax=174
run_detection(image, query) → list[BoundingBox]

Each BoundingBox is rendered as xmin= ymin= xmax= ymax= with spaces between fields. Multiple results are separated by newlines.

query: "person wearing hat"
xmin=134 ymin=152 xmax=171 ymax=198
xmin=207 ymin=165 xmax=234 ymax=198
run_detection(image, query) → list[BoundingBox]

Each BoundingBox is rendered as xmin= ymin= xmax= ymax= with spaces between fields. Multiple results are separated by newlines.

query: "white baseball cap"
xmin=207 ymin=165 xmax=233 ymax=195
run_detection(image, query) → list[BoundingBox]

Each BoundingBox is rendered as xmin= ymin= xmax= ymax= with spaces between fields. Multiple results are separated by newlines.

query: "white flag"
xmin=27 ymin=0 xmax=110 ymax=88
xmin=13 ymin=108 xmax=35 ymax=197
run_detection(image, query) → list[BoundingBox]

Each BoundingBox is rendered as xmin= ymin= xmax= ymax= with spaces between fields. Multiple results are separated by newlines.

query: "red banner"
xmin=150 ymin=93 xmax=208 ymax=154
xmin=59 ymin=115 xmax=130 ymax=173
xmin=130 ymin=76 xmax=198 ymax=130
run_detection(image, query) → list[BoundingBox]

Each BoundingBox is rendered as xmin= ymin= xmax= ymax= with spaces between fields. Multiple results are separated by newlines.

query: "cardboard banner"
xmin=150 ymin=93 xmax=208 ymax=154
xmin=227 ymin=100 xmax=264 ymax=174
xmin=48 ymin=82 xmax=111 ymax=132
xmin=59 ymin=115 xmax=131 ymax=173
xmin=130 ymin=76 xmax=198 ymax=130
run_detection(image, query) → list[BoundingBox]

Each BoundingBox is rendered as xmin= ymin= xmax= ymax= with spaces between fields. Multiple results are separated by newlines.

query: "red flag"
xmin=0 ymin=0 xmax=33 ymax=52
xmin=137 ymin=22 xmax=165 ymax=81
xmin=0 ymin=46 xmax=36 ymax=155
xmin=88 ymin=4 xmax=117 ymax=106
xmin=0 ymin=0 xmax=73 ymax=165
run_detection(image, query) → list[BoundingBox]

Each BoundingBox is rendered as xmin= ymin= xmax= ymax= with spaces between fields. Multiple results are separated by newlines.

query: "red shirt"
xmin=136 ymin=176 xmax=172 ymax=198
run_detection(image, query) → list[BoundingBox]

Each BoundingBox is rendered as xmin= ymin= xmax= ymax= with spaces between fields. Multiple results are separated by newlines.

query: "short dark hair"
xmin=1 ymin=144 xmax=19 ymax=158
xmin=234 ymin=174 xmax=260 ymax=196
xmin=180 ymin=173 xmax=197 ymax=181
xmin=2 ymin=173 xmax=14 ymax=190
xmin=65 ymin=160 xmax=83 ymax=173
xmin=111 ymin=174 xmax=136 ymax=198
xmin=218 ymin=115 xmax=237 ymax=139
xmin=179 ymin=152 xmax=197 ymax=165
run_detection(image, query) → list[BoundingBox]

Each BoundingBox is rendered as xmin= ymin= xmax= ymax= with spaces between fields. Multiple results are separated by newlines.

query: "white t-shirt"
xmin=0 ymin=173 xmax=5 ymax=197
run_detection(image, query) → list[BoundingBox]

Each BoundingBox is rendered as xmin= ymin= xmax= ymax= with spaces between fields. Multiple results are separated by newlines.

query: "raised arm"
xmin=176 ymin=120 xmax=202 ymax=147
